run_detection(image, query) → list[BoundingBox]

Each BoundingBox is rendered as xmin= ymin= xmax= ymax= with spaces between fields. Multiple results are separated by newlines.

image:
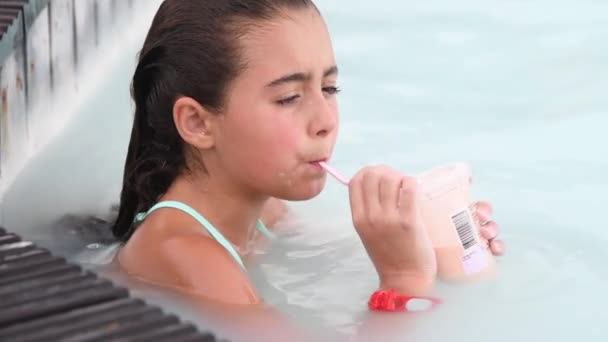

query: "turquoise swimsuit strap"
xmin=134 ymin=200 xmax=275 ymax=272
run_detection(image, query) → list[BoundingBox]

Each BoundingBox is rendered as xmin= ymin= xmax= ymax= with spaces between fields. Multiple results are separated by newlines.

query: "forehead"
xmin=237 ymin=8 xmax=335 ymax=77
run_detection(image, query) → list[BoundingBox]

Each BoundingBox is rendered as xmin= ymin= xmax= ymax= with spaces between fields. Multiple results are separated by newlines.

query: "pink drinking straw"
xmin=318 ymin=161 xmax=350 ymax=186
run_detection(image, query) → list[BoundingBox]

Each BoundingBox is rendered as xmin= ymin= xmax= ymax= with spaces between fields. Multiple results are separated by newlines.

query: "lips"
xmin=308 ymin=157 xmax=328 ymax=165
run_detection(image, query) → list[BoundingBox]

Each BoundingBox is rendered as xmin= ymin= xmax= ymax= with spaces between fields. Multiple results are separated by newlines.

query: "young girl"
xmin=113 ymin=0 xmax=504 ymax=309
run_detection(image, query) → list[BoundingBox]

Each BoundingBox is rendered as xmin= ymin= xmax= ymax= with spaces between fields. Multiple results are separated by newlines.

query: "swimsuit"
xmin=134 ymin=200 xmax=274 ymax=271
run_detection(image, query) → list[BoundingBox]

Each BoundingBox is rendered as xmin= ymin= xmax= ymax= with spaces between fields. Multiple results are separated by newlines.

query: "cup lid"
xmin=416 ymin=162 xmax=472 ymax=197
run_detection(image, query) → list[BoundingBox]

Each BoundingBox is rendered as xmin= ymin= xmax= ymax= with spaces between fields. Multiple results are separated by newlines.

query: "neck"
xmin=161 ymin=172 xmax=267 ymax=256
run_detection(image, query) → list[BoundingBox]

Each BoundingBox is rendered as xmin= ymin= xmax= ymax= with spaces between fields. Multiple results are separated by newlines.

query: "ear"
xmin=173 ymin=97 xmax=217 ymax=150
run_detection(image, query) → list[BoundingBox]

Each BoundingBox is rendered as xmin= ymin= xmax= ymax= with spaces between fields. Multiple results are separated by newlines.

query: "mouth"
xmin=303 ymin=157 xmax=329 ymax=172
xmin=308 ymin=157 xmax=329 ymax=167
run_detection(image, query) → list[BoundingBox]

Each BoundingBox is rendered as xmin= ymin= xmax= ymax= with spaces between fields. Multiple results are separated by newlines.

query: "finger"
xmin=362 ymin=168 xmax=382 ymax=226
xmin=397 ymin=177 xmax=419 ymax=218
xmin=380 ymin=170 xmax=402 ymax=214
xmin=348 ymin=171 xmax=366 ymax=227
xmin=474 ymin=201 xmax=493 ymax=223
xmin=479 ymin=221 xmax=499 ymax=241
xmin=489 ymin=239 xmax=505 ymax=256
xmin=478 ymin=236 xmax=489 ymax=252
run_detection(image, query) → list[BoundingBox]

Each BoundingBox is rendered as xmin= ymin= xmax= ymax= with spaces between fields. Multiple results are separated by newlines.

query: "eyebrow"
xmin=266 ymin=65 xmax=339 ymax=87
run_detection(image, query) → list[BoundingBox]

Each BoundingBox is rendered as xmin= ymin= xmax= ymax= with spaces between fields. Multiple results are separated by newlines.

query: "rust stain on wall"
xmin=1 ymin=88 xmax=7 ymax=115
xmin=1 ymin=86 xmax=8 ymax=155
xmin=16 ymin=74 xmax=23 ymax=90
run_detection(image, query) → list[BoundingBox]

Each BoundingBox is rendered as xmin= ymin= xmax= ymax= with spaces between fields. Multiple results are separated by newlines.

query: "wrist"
xmin=369 ymin=276 xmax=441 ymax=313
xmin=369 ymin=274 xmax=440 ymax=312
xmin=378 ymin=272 xmax=435 ymax=297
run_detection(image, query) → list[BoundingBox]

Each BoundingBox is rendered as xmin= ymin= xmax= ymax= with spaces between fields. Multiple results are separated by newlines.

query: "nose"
xmin=308 ymin=95 xmax=337 ymax=138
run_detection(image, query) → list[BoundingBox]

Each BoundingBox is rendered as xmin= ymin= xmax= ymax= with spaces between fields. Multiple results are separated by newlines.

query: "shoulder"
xmin=158 ymin=233 xmax=260 ymax=305
xmin=119 ymin=211 xmax=260 ymax=305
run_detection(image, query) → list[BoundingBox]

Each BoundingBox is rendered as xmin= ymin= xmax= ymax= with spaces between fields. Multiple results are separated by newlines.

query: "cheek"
xmin=254 ymin=117 xmax=300 ymax=170
xmin=226 ymin=108 xmax=300 ymax=175
xmin=271 ymin=120 xmax=300 ymax=149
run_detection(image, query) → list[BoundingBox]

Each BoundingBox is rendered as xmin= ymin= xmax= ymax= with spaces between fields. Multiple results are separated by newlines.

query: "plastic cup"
xmin=416 ymin=162 xmax=495 ymax=282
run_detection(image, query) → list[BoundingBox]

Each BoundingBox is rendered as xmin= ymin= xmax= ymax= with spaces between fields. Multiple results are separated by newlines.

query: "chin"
xmin=274 ymin=178 xmax=327 ymax=201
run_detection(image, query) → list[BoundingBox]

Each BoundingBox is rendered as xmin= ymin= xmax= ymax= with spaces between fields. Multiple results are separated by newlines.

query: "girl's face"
xmin=214 ymin=8 xmax=339 ymax=201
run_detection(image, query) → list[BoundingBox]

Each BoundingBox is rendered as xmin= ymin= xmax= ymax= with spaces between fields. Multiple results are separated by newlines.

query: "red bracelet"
xmin=368 ymin=289 xmax=442 ymax=312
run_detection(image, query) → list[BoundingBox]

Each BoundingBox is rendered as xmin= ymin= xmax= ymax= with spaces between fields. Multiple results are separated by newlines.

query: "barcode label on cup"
xmin=451 ymin=209 xmax=487 ymax=275
xmin=453 ymin=210 xmax=476 ymax=249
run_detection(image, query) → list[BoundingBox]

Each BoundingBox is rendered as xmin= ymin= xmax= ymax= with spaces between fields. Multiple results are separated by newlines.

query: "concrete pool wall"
xmin=0 ymin=0 xmax=156 ymax=219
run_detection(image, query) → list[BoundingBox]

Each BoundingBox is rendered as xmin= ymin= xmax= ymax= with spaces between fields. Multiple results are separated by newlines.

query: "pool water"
xmin=2 ymin=0 xmax=607 ymax=341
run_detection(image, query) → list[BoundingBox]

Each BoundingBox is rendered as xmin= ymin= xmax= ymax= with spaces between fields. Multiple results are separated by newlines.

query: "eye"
xmin=323 ymin=86 xmax=341 ymax=96
xmin=276 ymin=95 xmax=300 ymax=106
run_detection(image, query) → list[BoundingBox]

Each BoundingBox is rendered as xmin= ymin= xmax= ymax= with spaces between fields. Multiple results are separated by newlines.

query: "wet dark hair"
xmin=113 ymin=0 xmax=318 ymax=241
